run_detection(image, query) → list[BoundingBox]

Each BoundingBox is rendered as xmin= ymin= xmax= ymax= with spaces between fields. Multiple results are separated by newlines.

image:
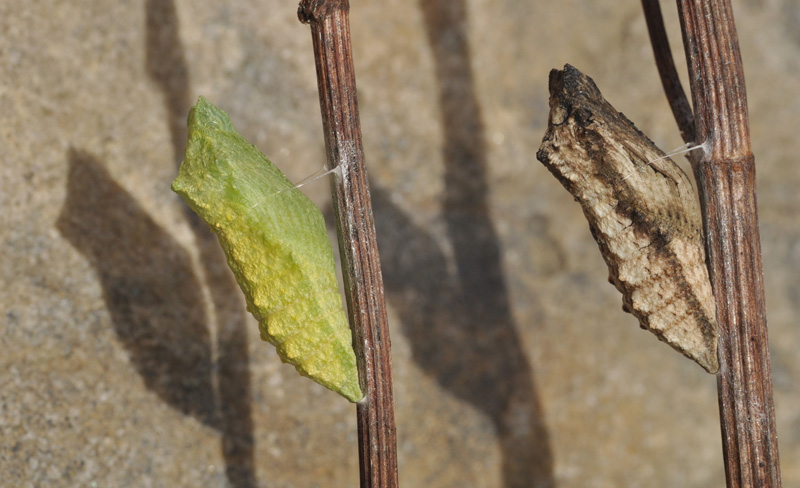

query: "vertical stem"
xmin=675 ymin=1 xmax=781 ymax=486
xmin=298 ymin=1 xmax=399 ymax=487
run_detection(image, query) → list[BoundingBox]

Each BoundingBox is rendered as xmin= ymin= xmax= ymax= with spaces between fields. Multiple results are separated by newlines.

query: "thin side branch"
xmin=641 ymin=0 xmax=695 ymax=142
xmin=670 ymin=1 xmax=782 ymax=486
xmin=298 ymin=1 xmax=399 ymax=487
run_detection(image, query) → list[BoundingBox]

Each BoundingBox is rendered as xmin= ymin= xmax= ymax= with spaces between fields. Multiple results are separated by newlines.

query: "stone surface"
xmin=2 ymin=0 xmax=799 ymax=487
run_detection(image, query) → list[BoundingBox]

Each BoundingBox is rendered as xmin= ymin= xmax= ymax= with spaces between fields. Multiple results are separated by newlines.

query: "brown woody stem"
xmin=665 ymin=0 xmax=782 ymax=486
xmin=298 ymin=1 xmax=399 ymax=487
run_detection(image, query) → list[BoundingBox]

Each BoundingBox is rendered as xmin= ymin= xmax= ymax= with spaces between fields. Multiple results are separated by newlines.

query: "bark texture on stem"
xmin=298 ymin=1 xmax=399 ymax=487
xmin=674 ymin=1 xmax=781 ymax=486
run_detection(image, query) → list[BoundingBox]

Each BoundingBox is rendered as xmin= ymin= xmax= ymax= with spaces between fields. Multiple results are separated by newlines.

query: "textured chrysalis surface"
xmin=536 ymin=65 xmax=719 ymax=374
xmin=172 ymin=97 xmax=363 ymax=401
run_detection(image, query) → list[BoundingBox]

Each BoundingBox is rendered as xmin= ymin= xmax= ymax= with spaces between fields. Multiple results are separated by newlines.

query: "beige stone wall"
xmin=3 ymin=0 xmax=798 ymax=486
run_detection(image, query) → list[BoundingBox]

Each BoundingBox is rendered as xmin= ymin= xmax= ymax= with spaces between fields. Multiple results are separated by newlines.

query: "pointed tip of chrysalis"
xmin=295 ymin=356 xmax=363 ymax=403
xmin=171 ymin=96 xmax=236 ymax=199
xmin=188 ymin=96 xmax=236 ymax=135
xmin=670 ymin=302 xmax=720 ymax=375
xmin=339 ymin=380 xmax=364 ymax=403
xmin=696 ymin=345 xmax=720 ymax=375
xmin=286 ymin=332 xmax=364 ymax=403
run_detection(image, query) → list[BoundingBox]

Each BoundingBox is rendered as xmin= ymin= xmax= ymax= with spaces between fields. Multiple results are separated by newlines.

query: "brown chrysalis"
xmin=536 ymin=65 xmax=719 ymax=374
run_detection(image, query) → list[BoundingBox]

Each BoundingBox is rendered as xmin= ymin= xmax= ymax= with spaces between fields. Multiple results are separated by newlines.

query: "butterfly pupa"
xmin=172 ymin=97 xmax=363 ymax=402
xmin=536 ymin=65 xmax=719 ymax=374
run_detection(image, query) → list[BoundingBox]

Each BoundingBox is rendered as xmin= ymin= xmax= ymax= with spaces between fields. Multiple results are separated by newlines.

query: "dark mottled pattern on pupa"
xmin=536 ymin=65 xmax=719 ymax=374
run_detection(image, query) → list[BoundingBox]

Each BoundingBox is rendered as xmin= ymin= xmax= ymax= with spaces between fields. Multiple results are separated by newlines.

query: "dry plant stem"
xmin=298 ymin=1 xmax=399 ymax=487
xmin=640 ymin=0 xmax=695 ymax=142
xmin=670 ymin=0 xmax=782 ymax=486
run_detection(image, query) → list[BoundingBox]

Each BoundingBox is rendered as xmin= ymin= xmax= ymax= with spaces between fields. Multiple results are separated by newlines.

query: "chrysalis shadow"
xmin=145 ymin=0 xmax=256 ymax=484
xmin=57 ymin=147 xmax=256 ymax=486
xmin=56 ymin=148 xmax=218 ymax=427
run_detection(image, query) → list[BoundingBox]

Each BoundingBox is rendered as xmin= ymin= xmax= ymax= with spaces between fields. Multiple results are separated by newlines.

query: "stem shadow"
xmin=370 ymin=2 xmax=556 ymax=486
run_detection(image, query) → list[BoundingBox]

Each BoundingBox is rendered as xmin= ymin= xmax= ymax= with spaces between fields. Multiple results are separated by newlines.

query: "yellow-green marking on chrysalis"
xmin=171 ymin=97 xmax=362 ymax=402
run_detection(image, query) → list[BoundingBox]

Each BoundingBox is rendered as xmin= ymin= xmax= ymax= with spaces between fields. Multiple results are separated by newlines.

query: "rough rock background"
xmin=2 ymin=0 xmax=799 ymax=487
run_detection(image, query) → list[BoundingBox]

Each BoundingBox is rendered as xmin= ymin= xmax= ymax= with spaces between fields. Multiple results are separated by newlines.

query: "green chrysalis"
xmin=172 ymin=97 xmax=362 ymax=402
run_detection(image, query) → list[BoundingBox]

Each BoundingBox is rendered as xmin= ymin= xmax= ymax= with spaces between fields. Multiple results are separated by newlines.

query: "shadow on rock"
xmin=368 ymin=2 xmax=557 ymax=486
xmin=374 ymin=187 xmax=554 ymax=487
xmin=56 ymin=148 xmax=218 ymax=427
xmin=144 ymin=0 xmax=256 ymax=484
xmin=56 ymin=148 xmax=256 ymax=487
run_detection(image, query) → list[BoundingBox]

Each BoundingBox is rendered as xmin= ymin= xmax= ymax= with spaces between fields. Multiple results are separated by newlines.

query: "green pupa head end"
xmin=187 ymin=96 xmax=236 ymax=135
